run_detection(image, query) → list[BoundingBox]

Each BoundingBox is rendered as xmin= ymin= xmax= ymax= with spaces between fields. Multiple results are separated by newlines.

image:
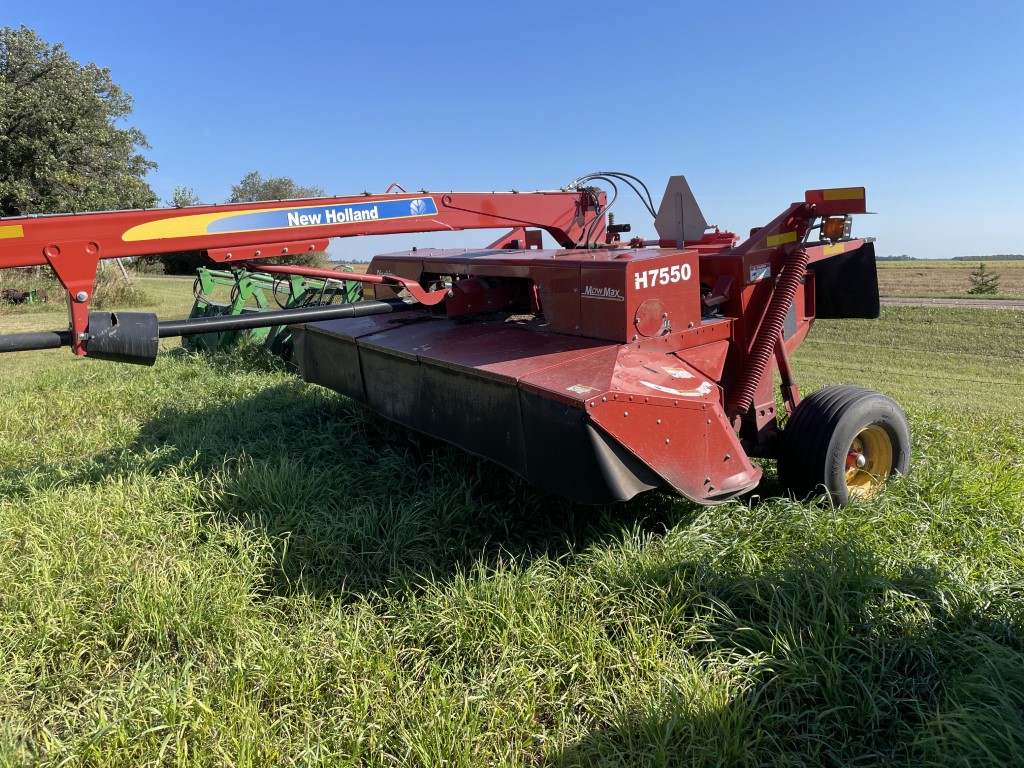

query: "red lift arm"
xmin=0 ymin=188 xmax=605 ymax=354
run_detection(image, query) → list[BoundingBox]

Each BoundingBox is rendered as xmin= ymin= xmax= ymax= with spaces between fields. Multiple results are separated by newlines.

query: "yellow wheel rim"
xmin=845 ymin=425 xmax=894 ymax=498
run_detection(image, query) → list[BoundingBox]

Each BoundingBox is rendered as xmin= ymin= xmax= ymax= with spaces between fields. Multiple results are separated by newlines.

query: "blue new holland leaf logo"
xmin=410 ymin=199 xmax=427 ymax=216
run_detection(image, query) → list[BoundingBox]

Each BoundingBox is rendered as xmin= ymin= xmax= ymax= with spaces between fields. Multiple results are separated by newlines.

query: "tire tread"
xmin=779 ymin=386 xmax=908 ymax=504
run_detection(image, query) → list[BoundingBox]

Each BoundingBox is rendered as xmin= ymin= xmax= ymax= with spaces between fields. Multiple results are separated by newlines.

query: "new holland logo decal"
xmin=122 ymin=197 xmax=439 ymax=241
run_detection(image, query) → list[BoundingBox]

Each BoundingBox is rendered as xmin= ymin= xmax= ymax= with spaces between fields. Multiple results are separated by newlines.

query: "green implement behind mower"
xmin=185 ymin=266 xmax=362 ymax=358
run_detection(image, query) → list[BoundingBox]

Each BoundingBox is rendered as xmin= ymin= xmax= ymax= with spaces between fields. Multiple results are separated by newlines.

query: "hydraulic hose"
xmin=727 ymin=248 xmax=809 ymax=418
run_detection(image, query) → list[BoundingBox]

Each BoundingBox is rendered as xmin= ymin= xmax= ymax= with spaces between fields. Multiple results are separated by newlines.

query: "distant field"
xmin=877 ymin=259 xmax=1024 ymax=268
xmin=877 ymin=260 xmax=1024 ymax=299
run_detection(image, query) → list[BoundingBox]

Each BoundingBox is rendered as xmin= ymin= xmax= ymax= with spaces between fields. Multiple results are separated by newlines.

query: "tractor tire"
xmin=778 ymin=385 xmax=910 ymax=505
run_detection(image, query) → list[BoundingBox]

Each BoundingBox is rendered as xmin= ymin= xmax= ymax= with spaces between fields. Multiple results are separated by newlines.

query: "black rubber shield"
xmin=809 ymin=242 xmax=880 ymax=319
xmin=87 ymin=311 xmax=160 ymax=366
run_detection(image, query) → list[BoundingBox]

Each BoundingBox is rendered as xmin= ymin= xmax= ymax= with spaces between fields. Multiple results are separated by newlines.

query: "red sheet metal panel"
xmin=295 ymin=312 xmax=425 ymax=343
xmin=517 ymin=346 xmax=623 ymax=407
xmin=588 ymin=395 xmax=760 ymax=503
xmin=356 ymin=319 xmax=611 ymax=383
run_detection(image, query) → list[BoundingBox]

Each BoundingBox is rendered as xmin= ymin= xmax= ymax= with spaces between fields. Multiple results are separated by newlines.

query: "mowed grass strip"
xmin=793 ymin=306 xmax=1024 ymax=416
xmin=0 ymin=295 xmax=1022 ymax=764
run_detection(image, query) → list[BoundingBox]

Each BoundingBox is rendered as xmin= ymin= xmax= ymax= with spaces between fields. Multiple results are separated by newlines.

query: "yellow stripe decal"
xmin=823 ymin=187 xmax=865 ymax=201
xmin=122 ymin=208 xmax=281 ymax=241
xmin=823 ymin=243 xmax=846 ymax=256
xmin=766 ymin=231 xmax=798 ymax=247
xmin=0 ymin=224 xmax=25 ymax=239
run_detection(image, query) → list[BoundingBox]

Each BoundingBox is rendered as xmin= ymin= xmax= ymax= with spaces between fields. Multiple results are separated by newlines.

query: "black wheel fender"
xmin=778 ymin=386 xmax=910 ymax=505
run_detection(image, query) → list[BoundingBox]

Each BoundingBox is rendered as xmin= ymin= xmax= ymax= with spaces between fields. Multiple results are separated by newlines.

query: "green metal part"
xmin=185 ymin=265 xmax=361 ymax=357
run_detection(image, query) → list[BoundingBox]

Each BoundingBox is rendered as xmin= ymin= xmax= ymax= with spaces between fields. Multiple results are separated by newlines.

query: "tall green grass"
xmin=0 ymin=307 xmax=1022 ymax=766
xmin=0 ymin=268 xmax=152 ymax=315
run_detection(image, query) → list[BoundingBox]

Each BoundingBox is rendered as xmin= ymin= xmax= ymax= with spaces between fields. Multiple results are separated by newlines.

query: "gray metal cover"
xmin=654 ymin=175 xmax=709 ymax=245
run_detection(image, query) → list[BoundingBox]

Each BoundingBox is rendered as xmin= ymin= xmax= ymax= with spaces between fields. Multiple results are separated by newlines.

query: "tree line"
xmin=880 ymin=254 xmax=1023 ymax=262
xmin=952 ymin=254 xmax=1024 ymax=261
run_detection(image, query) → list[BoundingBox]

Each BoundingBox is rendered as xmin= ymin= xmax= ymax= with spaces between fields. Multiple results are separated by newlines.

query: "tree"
xmin=0 ymin=26 xmax=156 ymax=216
xmin=228 ymin=171 xmax=324 ymax=204
xmin=967 ymin=262 xmax=1000 ymax=296
xmin=228 ymin=171 xmax=330 ymax=267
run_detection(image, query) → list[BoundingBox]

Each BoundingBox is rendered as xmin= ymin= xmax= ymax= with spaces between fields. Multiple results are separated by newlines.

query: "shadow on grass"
xmin=552 ymin=539 xmax=1024 ymax=767
xmin=9 ymin=347 xmax=699 ymax=600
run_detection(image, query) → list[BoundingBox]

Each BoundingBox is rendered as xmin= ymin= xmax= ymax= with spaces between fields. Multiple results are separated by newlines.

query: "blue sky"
xmin=11 ymin=1 xmax=1024 ymax=260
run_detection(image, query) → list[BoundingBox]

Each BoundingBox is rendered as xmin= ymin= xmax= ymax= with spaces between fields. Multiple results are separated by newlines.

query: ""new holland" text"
xmin=287 ymin=206 xmax=380 ymax=227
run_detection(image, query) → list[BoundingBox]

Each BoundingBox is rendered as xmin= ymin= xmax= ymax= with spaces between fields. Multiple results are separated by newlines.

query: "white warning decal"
xmin=749 ymin=263 xmax=771 ymax=282
xmin=639 ymin=380 xmax=713 ymax=397
xmin=567 ymin=384 xmax=597 ymax=394
xmin=663 ymin=367 xmax=695 ymax=380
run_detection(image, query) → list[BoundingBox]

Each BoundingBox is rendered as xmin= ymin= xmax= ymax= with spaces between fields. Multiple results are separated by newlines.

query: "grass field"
xmin=1 ymin=278 xmax=1023 ymax=765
